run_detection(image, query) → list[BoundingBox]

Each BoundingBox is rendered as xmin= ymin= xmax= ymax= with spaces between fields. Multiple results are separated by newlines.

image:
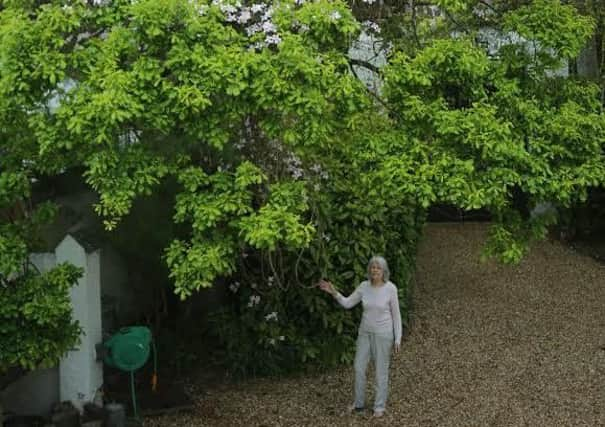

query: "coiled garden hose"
xmin=129 ymin=337 xmax=158 ymax=420
xmin=151 ymin=339 xmax=158 ymax=392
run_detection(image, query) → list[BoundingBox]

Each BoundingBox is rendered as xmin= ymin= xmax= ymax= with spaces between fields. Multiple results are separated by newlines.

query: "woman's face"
xmin=369 ymin=262 xmax=384 ymax=282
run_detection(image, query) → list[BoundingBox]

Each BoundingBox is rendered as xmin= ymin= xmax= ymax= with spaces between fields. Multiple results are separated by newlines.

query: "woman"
xmin=319 ymin=256 xmax=402 ymax=418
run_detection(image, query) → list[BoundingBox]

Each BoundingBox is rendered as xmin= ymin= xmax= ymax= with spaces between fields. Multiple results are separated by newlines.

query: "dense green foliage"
xmin=1 ymin=0 xmax=604 ymax=378
xmin=0 ymin=200 xmax=82 ymax=373
xmin=566 ymin=0 xmax=605 ymax=238
xmin=359 ymin=0 xmax=605 ymax=262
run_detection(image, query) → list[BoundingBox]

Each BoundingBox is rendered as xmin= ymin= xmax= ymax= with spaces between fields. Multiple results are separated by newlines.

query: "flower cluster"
xmin=208 ymin=0 xmax=282 ymax=48
xmin=330 ymin=11 xmax=342 ymax=21
xmin=310 ymin=163 xmax=329 ymax=180
xmin=228 ymin=281 xmax=241 ymax=293
xmin=264 ymin=311 xmax=278 ymax=321
xmin=267 ymin=335 xmax=286 ymax=346
xmin=362 ymin=20 xmax=381 ymax=34
xmin=247 ymin=294 xmax=261 ymax=307
xmin=286 ymin=151 xmax=304 ymax=180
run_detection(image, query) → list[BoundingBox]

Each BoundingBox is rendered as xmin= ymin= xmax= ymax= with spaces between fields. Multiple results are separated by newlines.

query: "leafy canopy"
xmin=1 ymin=0 xmax=603 ymax=376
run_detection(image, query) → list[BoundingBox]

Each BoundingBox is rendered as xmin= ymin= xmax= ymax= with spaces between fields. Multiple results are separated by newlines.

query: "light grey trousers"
xmin=353 ymin=331 xmax=393 ymax=411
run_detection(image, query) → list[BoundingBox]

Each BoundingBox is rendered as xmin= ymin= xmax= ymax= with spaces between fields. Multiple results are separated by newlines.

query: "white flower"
xmin=248 ymin=41 xmax=265 ymax=51
xmin=265 ymin=34 xmax=282 ymax=45
xmin=299 ymin=24 xmax=310 ymax=33
xmin=264 ymin=311 xmax=278 ymax=321
xmin=238 ymin=9 xmax=252 ymax=24
xmin=322 ymin=232 xmax=330 ymax=242
xmin=262 ymin=21 xmax=277 ymax=33
xmin=278 ymin=335 xmax=285 ymax=341
xmin=267 ymin=276 xmax=275 ymax=287
xmin=362 ymin=20 xmax=381 ymax=33
xmin=220 ymin=4 xmax=237 ymax=14
xmin=268 ymin=338 xmax=276 ymax=345
xmin=246 ymin=23 xmax=262 ymax=36
xmin=330 ymin=11 xmax=341 ymax=21
xmin=247 ymin=294 xmax=261 ymax=307
xmin=251 ymin=3 xmax=265 ymax=13
xmin=291 ymin=168 xmax=303 ymax=179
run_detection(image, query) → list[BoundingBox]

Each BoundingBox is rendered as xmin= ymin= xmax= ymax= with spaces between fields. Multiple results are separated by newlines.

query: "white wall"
xmin=56 ymin=235 xmax=103 ymax=411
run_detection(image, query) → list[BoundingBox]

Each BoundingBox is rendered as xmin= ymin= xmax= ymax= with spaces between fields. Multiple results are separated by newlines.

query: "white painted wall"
xmin=56 ymin=235 xmax=103 ymax=411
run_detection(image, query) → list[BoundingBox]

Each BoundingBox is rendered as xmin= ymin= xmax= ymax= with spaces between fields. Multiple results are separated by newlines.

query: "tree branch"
xmin=348 ymin=61 xmax=406 ymax=124
xmin=477 ymin=0 xmax=499 ymax=14
xmin=411 ymin=0 xmax=422 ymax=48
xmin=348 ymin=57 xmax=381 ymax=74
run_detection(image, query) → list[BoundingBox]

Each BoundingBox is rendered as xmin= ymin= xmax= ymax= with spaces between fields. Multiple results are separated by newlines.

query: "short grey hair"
xmin=367 ymin=255 xmax=390 ymax=282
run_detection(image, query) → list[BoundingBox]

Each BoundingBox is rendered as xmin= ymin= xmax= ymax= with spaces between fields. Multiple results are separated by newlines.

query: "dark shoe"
xmin=348 ymin=404 xmax=365 ymax=413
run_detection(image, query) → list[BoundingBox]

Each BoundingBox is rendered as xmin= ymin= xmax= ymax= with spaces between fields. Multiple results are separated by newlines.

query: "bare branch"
xmin=349 ymin=57 xmax=381 ymax=74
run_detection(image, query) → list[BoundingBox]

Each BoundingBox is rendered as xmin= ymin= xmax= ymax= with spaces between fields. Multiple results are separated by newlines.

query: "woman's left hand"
xmin=394 ymin=343 xmax=400 ymax=354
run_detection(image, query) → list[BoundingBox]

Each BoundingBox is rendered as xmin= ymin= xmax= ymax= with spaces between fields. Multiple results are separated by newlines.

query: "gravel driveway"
xmin=145 ymin=222 xmax=605 ymax=426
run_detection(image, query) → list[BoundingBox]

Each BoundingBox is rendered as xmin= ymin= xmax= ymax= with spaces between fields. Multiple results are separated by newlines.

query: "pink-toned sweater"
xmin=335 ymin=280 xmax=402 ymax=345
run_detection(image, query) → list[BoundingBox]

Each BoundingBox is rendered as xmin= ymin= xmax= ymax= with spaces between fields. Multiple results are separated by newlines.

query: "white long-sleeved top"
xmin=335 ymin=280 xmax=402 ymax=345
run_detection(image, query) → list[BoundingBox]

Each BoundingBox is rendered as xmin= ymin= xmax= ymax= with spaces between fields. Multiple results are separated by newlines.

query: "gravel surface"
xmin=144 ymin=222 xmax=605 ymax=426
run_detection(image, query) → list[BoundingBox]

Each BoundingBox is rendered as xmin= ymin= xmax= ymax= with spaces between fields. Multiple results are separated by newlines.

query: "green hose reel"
xmin=103 ymin=326 xmax=157 ymax=419
xmin=104 ymin=326 xmax=151 ymax=371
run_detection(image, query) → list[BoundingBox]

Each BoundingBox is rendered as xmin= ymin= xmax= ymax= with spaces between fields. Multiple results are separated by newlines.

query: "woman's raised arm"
xmin=318 ymin=279 xmax=362 ymax=309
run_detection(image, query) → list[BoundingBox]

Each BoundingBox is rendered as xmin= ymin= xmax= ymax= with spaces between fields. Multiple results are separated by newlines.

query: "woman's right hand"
xmin=318 ymin=279 xmax=336 ymax=296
